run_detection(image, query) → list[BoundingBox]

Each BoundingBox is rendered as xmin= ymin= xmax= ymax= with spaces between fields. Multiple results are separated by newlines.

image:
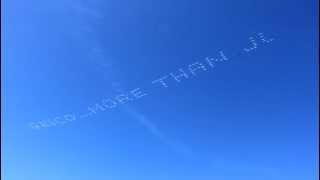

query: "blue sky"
xmin=2 ymin=0 xmax=318 ymax=179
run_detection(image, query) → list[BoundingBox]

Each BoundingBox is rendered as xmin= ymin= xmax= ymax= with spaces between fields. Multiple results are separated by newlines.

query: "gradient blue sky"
xmin=2 ymin=0 xmax=319 ymax=179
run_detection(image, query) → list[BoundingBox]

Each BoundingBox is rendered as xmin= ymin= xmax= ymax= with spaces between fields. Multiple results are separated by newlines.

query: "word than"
xmin=151 ymin=51 xmax=228 ymax=88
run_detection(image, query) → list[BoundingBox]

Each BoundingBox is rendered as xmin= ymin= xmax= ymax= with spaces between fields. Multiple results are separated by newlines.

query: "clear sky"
xmin=2 ymin=0 xmax=319 ymax=179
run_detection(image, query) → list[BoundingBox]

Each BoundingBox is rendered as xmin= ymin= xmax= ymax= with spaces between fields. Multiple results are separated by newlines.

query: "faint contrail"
xmin=70 ymin=1 xmax=193 ymax=156
xmin=122 ymin=106 xmax=193 ymax=156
